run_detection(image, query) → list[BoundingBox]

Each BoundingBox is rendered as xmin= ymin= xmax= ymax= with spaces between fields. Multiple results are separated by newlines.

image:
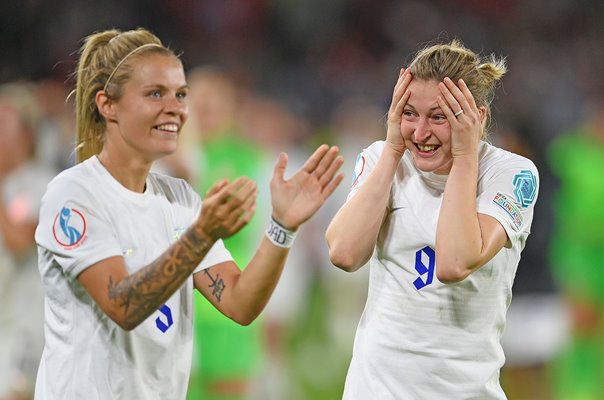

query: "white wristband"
xmin=266 ymin=217 xmax=297 ymax=248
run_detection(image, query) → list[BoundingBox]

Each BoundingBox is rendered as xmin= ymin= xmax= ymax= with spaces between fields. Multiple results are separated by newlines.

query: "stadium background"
xmin=1 ymin=0 xmax=603 ymax=399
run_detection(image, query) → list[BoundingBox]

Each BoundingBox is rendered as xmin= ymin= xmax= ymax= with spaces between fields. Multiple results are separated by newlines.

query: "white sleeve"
xmin=477 ymin=157 xmax=539 ymax=244
xmin=193 ymin=239 xmax=234 ymax=274
xmin=35 ymin=176 xmax=122 ymax=280
xmin=346 ymin=141 xmax=384 ymax=202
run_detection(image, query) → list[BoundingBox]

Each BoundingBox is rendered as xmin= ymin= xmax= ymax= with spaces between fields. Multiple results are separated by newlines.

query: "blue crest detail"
xmin=59 ymin=207 xmax=82 ymax=245
xmin=155 ymin=304 xmax=174 ymax=333
xmin=512 ymin=170 xmax=537 ymax=208
xmin=413 ymin=246 xmax=435 ymax=290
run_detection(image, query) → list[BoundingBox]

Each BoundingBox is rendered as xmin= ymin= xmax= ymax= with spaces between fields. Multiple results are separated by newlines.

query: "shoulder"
xmin=364 ymin=140 xmax=385 ymax=156
xmin=36 ymin=161 xmax=106 ymax=235
xmin=478 ymin=142 xmax=539 ymax=210
xmin=148 ymin=171 xmax=200 ymax=207
xmin=37 ymin=161 xmax=102 ymax=239
xmin=43 ymin=161 xmax=97 ymax=201
xmin=480 ymin=142 xmax=538 ymax=177
xmin=353 ymin=140 xmax=384 ymax=171
xmin=356 ymin=140 xmax=385 ymax=166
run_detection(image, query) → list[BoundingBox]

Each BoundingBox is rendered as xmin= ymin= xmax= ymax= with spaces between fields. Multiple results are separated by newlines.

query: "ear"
xmin=95 ymin=90 xmax=116 ymax=123
xmin=478 ymin=106 xmax=488 ymax=128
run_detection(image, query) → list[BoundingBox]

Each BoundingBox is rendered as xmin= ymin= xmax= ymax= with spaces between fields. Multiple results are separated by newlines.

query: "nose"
xmin=165 ymin=94 xmax=188 ymax=118
xmin=413 ymin=117 xmax=431 ymax=142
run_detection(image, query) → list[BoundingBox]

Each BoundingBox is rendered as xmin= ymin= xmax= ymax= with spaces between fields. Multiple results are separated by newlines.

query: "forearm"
xmin=435 ymin=156 xmax=482 ymax=282
xmin=108 ymin=223 xmax=215 ymax=330
xmin=226 ymin=236 xmax=289 ymax=325
xmin=326 ymin=146 xmax=401 ymax=271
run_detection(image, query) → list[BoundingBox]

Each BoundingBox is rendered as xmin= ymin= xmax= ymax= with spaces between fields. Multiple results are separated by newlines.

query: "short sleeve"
xmin=193 ymin=239 xmax=234 ymax=274
xmin=477 ymin=157 xmax=539 ymax=244
xmin=35 ymin=177 xmax=122 ymax=280
xmin=347 ymin=141 xmax=384 ymax=202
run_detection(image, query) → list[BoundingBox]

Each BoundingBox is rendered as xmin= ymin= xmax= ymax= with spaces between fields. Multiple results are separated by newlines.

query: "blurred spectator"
xmin=33 ymin=78 xmax=76 ymax=171
xmin=495 ymin=124 xmax=570 ymax=400
xmin=548 ymin=97 xmax=604 ymax=400
xmin=238 ymin=93 xmax=314 ymax=400
xmin=0 ymin=83 xmax=57 ymax=400
xmin=183 ymin=66 xmax=270 ymax=400
xmin=276 ymin=96 xmax=384 ymax=399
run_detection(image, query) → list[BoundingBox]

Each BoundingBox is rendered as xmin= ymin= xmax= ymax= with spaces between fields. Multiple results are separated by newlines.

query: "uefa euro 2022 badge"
xmin=53 ymin=206 xmax=87 ymax=249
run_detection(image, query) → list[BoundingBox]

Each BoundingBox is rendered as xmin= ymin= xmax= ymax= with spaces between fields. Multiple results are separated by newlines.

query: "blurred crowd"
xmin=1 ymin=0 xmax=604 ymax=399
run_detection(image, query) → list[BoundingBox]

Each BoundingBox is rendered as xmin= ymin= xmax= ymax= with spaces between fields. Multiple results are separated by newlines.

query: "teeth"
xmin=156 ymin=123 xmax=178 ymax=132
xmin=418 ymin=144 xmax=437 ymax=152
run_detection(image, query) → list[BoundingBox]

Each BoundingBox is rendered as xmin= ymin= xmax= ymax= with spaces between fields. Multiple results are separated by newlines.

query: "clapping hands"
xmin=270 ymin=144 xmax=344 ymax=230
xmin=197 ymin=144 xmax=344 ymax=241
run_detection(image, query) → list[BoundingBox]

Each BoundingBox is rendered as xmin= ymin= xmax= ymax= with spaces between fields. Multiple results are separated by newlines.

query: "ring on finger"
xmin=454 ymin=109 xmax=464 ymax=117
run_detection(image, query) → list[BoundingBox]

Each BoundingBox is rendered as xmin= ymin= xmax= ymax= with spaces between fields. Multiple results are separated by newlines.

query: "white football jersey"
xmin=343 ymin=141 xmax=538 ymax=399
xmin=34 ymin=156 xmax=232 ymax=400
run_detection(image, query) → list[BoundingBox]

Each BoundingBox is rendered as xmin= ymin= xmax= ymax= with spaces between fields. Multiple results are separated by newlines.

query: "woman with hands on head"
xmin=34 ymin=28 xmax=343 ymax=400
xmin=326 ymin=39 xmax=538 ymax=399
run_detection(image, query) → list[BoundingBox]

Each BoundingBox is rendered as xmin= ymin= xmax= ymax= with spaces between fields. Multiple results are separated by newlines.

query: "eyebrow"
xmin=404 ymin=104 xmax=442 ymax=112
xmin=142 ymin=84 xmax=189 ymax=90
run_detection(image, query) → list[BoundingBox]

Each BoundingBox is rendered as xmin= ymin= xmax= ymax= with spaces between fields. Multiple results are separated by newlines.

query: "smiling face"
xmin=104 ymin=53 xmax=189 ymax=162
xmin=401 ymin=79 xmax=453 ymax=175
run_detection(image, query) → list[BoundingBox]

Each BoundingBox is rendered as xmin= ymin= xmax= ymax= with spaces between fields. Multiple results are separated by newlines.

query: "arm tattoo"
xmin=107 ymin=225 xmax=214 ymax=329
xmin=203 ymin=268 xmax=225 ymax=302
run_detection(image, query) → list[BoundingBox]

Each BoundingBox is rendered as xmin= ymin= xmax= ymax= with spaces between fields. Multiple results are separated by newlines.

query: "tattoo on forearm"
xmin=107 ymin=225 xmax=213 ymax=329
xmin=203 ymin=268 xmax=225 ymax=302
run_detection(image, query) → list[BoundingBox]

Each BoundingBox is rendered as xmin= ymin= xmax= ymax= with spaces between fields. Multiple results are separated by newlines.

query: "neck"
xmin=97 ymin=148 xmax=151 ymax=193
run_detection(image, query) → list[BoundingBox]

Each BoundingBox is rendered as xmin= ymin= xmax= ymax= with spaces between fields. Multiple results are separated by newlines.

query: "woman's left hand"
xmin=437 ymin=77 xmax=484 ymax=159
xmin=270 ymin=144 xmax=344 ymax=230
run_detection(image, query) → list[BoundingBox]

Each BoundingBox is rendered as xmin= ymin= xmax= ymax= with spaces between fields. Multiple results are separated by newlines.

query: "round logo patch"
xmin=52 ymin=207 xmax=87 ymax=248
xmin=351 ymin=154 xmax=366 ymax=188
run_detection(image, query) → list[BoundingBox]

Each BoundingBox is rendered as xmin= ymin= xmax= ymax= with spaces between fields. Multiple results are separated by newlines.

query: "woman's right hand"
xmin=385 ymin=68 xmax=412 ymax=156
xmin=196 ymin=177 xmax=257 ymax=241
